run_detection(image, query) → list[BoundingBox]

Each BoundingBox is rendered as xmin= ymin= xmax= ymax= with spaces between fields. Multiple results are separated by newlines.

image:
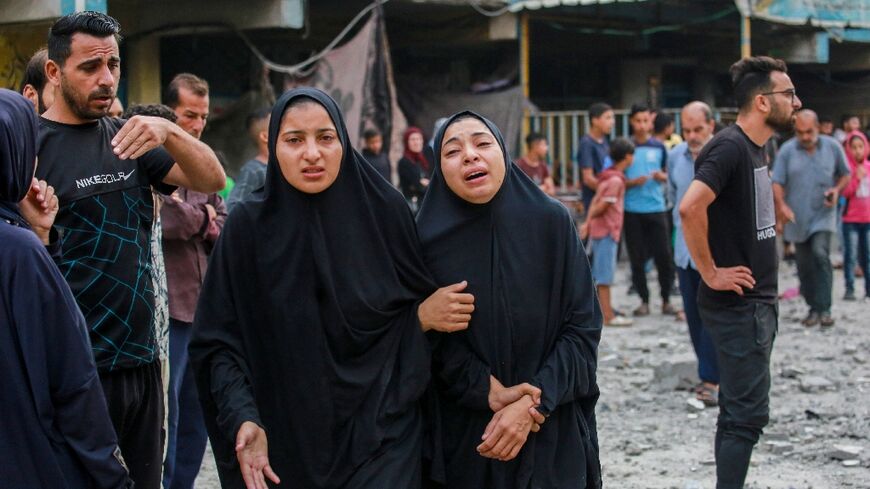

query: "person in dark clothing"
xmin=162 ymin=72 xmax=226 ymax=489
xmin=189 ymin=88 xmax=471 ymax=489
xmin=399 ymin=126 xmax=432 ymax=210
xmin=680 ymin=56 xmax=801 ymax=489
xmin=361 ymin=127 xmax=392 ymax=182
xmin=228 ymin=108 xmax=271 ymax=211
xmin=0 ymin=89 xmax=132 ymax=489
xmin=36 ymin=12 xmax=225 ymax=489
xmin=417 ymin=111 xmax=602 ymax=489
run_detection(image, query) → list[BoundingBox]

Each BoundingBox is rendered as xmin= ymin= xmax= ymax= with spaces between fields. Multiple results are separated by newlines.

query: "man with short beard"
xmin=680 ymin=56 xmax=801 ymax=489
xmin=35 ymin=11 xmax=225 ymax=489
xmin=772 ymin=110 xmax=850 ymax=327
xmin=160 ymin=72 xmax=227 ymax=489
xmin=19 ymin=48 xmax=55 ymax=114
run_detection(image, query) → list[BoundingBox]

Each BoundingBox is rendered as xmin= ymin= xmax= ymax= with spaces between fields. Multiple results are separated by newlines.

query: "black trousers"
xmin=100 ymin=361 xmax=165 ymax=489
xmin=623 ymin=211 xmax=674 ymax=304
xmin=699 ymin=300 xmax=777 ymax=489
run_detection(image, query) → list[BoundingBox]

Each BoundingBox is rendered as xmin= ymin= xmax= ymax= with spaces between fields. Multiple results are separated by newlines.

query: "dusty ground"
xmin=194 ymin=259 xmax=869 ymax=488
xmin=598 ymin=258 xmax=870 ymax=488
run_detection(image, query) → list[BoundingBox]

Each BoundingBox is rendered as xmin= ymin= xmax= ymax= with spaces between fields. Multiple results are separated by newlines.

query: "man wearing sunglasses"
xmin=679 ymin=56 xmax=801 ymax=489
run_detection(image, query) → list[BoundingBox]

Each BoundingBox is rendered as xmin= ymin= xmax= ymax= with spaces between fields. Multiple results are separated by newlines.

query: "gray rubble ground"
xmin=598 ymin=259 xmax=870 ymax=488
xmin=196 ymin=259 xmax=870 ymax=488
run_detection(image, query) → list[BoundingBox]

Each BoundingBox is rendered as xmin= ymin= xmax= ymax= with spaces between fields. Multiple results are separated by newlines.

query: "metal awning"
xmin=734 ymin=0 xmax=870 ymax=29
xmin=508 ymin=0 xmax=648 ymax=12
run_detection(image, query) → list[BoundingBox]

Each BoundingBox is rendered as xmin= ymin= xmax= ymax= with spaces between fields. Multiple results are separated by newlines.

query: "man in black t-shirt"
xmin=679 ymin=57 xmax=801 ymax=489
xmin=37 ymin=12 xmax=225 ymax=489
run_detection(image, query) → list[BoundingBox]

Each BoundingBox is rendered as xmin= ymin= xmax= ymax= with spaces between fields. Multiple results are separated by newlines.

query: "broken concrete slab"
xmin=764 ymin=440 xmax=794 ymax=454
xmin=652 ymin=355 xmax=700 ymax=391
xmin=829 ymin=445 xmax=863 ymax=460
xmin=799 ymin=376 xmax=836 ymax=393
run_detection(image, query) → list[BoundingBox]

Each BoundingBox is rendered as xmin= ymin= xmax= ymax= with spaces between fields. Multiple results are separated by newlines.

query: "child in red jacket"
xmin=581 ymin=137 xmax=635 ymax=326
xmin=842 ymin=130 xmax=870 ymax=300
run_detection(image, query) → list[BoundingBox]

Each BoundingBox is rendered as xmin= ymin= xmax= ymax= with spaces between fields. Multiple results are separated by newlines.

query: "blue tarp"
xmin=735 ymin=0 xmax=870 ymax=29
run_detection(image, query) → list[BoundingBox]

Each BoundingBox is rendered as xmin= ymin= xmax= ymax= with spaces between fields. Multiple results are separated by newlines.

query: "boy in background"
xmin=582 ymin=137 xmax=635 ymax=326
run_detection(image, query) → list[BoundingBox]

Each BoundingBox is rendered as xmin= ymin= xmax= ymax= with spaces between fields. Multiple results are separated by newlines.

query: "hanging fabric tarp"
xmin=290 ymin=7 xmax=408 ymax=175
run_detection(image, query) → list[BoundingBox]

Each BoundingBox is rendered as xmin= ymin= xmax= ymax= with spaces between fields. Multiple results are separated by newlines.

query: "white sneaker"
xmin=606 ymin=316 xmax=634 ymax=327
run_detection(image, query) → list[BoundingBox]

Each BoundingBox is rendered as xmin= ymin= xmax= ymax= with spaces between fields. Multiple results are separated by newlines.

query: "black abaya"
xmin=0 ymin=89 xmax=130 ymax=489
xmin=190 ymin=88 xmax=437 ymax=489
xmin=416 ymin=111 xmax=603 ymax=489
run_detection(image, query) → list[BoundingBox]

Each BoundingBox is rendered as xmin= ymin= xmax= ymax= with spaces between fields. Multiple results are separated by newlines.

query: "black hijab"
xmin=190 ymin=88 xmax=437 ymax=488
xmin=0 ymin=89 xmax=38 ymax=227
xmin=416 ymin=111 xmax=602 ymax=488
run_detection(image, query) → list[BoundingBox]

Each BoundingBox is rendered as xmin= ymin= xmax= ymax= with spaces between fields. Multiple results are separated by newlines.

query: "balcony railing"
xmin=526 ymin=107 xmax=738 ymax=193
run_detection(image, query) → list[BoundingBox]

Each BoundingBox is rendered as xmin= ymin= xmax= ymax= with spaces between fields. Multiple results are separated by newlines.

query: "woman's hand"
xmin=236 ymin=421 xmax=281 ymax=489
xmin=477 ymin=395 xmax=540 ymax=461
xmin=19 ymin=178 xmax=58 ymax=245
xmin=488 ymin=376 xmax=541 ymax=412
xmin=418 ymin=281 xmax=474 ymax=332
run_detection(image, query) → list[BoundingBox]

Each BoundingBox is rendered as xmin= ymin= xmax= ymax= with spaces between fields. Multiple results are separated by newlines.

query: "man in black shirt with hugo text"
xmin=680 ymin=56 xmax=801 ymax=489
xmin=36 ymin=11 xmax=224 ymax=489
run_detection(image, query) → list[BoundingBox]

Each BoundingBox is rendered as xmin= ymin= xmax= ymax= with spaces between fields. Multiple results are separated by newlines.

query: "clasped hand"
xmin=418 ymin=281 xmax=474 ymax=333
xmin=479 ymin=377 xmax=546 ymax=461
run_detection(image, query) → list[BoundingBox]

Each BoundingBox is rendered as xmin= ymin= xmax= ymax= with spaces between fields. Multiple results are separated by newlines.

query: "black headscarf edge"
xmin=0 ymin=89 xmax=39 ymax=226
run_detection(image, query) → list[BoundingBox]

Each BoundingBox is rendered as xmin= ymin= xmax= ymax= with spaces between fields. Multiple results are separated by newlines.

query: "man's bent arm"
xmin=834 ymin=174 xmax=850 ymax=193
xmin=679 ymin=180 xmax=717 ymax=279
xmin=162 ymin=123 xmax=225 ymax=193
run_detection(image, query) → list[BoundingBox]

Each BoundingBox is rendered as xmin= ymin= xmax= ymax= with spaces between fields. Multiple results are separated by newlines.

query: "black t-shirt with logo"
xmin=693 ymin=124 xmax=778 ymax=306
xmin=36 ymin=117 xmax=176 ymax=371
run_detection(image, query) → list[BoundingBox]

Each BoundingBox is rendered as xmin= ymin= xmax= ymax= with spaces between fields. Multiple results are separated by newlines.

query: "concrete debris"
xmin=799 ymin=376 xmax=836 ymax=393
xmin=764 ymin=440 xmax=793 ymax=455
xmin=829 ymin=445 xmax=863 ymax=461
xmin=781 ymin=366 xmax=806 ymax=379
xmin=652 ymin=355 xmax=700 ymax=391
xmin=686 ymin=398 xmax=706 ymax=411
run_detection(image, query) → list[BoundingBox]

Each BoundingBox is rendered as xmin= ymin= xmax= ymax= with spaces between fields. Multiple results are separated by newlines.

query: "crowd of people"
xmin=2 ymin=9 xmax=869 ymax=489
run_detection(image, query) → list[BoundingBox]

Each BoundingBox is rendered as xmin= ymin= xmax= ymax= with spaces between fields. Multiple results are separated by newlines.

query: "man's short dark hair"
xmin=610 ymin=137 xmax=635 ymax=163
xmin=819 ymin=115 xmax=833 ymax=125
xmin=165 ymin=73 xmax=209 ymax=108
xmin=20 ymin=48 xmax=48 ymax=93
xmin=48 ymin=11 xmax=121 ymax=67
xmin=588 ymin=102 xmax=612 ymax=120
xmin=525 ymin=132 xmax=546 ymax=148
xmin=653 ymin=112 xmax=673 ymax=134
xmin=363 ymin=128 xmax=382 ymax=140
xmin=246 ymin=108 xmax=270 ymax=130
xmin=122 ymin=103 xmax=178 ymax=123
xmin=629 ymin=103 xmax=650 ymax=119
xmin=729 ymin=56 xmax=788 ymax=111
xmin=841 ymin=114 xmax=858 ymax=125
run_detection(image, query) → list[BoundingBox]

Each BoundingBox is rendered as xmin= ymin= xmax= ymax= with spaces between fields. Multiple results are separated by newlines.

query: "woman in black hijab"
xmin=0 ymin=89 xmax=131 ymax=488
xmin=417 ymin=111 xmax=603 ymax=489
xmin=190 ymin=88 xmax=471 ymax=489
